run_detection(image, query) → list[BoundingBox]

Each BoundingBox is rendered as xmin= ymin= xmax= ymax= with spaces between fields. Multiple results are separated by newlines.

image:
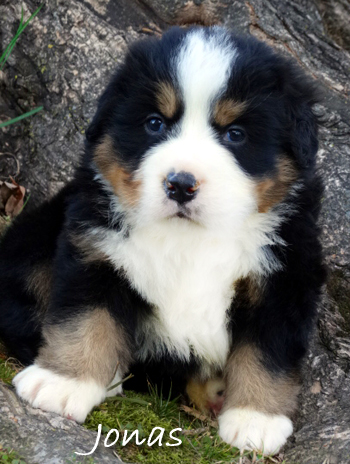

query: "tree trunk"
xmin=1 ymin=0 xmax=350 ymax=463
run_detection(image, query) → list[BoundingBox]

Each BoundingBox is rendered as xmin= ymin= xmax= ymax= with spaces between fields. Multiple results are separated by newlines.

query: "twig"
xmin=107 ymin=372 xmax=134 ymax=392
xmin=184 ymin=435 xmax=202 ymax=456
xmin=4 ymin=357 xmax=24 ymax=372
xmin=140 ymin=26 xmax=162 ymax=37
xmin=182 ymin=427 xmax=209 ymax=436
xmin=180 ymin=404 xmax=218 ymax=428
xmin=112 ymin=450 xmax=123 ymax=461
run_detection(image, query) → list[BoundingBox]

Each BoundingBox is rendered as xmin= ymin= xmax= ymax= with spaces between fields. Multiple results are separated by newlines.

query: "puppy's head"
xmin=87 ymin=27 xmax=318 ymax=230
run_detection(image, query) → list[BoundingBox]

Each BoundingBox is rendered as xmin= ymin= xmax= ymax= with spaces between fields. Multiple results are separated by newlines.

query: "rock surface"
xmin=1 ymin=0 xmax=350 ymax=463
xmin=0 ymin=381 xmax=121 ymax=464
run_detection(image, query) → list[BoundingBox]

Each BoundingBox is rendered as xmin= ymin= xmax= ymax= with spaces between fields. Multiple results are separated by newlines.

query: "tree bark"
xmin=0 ymin=380 xmax=122 ymax=464
xmin=1 ymin=0 xmax=350 ymax=463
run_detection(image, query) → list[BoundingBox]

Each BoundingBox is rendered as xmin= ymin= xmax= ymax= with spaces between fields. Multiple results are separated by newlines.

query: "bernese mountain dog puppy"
xmin=0 ymin=26 xmax=325 ymax=454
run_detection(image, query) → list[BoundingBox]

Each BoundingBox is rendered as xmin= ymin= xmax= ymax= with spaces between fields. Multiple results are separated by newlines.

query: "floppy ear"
xmin=289 ymin=101 xmax=318 ymax=172
xmin=283 ymin=61 xmax=319 ymax=173
xmin=86 ymin=91 xmax=116 ymax=145
xmin=85 ymin=110 xmax=107 ymax=144
xmin=86 ymin=68 xmax=125 ymax=145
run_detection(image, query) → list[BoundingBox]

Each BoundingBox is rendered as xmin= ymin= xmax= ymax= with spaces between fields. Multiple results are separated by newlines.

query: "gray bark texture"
xmin=0 ymin=0 xmax=350 ymax=463
xmin=0 ymin=380 xmax=122 ymax=463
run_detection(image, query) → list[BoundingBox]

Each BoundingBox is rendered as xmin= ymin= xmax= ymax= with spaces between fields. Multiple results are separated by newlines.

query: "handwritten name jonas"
xmin=75 ymin=424 xmax=182 ymax=456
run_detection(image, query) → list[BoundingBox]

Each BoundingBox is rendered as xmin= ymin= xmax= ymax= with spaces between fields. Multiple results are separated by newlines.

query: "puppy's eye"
xmin=225 ymin=127 xmax=246 ymax=143
xmin=146 ymin=116 xmax=164 ymax=134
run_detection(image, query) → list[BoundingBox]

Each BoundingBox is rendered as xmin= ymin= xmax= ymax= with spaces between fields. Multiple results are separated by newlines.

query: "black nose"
xmin=164 ymin=171 xmax=198 ymax=204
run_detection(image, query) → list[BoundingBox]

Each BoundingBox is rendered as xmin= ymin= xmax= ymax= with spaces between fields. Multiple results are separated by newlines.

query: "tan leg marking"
xmin=223 ymin=345 xmax=300 ymax=417
xmin=255 ymin=156 xmax=298 ymax=213
xmin=37 ymin=308 xmax=132 ymax=386
xmin=94 ymin=135 xmax=141 ymax=207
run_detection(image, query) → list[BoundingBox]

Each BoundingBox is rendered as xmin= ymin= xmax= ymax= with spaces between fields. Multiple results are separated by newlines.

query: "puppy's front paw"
xmin=218 ymin=408 xmax=293 ymax=455
xmin=13 ymin=364 xmax=106 ymax=423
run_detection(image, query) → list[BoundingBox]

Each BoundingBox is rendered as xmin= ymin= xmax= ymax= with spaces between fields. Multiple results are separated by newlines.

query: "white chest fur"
xmin=93 ymin=213 xmax=281 ymax=367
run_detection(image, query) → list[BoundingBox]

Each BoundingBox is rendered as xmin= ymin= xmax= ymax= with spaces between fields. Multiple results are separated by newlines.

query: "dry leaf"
xmin=0 ymin=181 xmax=14 ymax=209
xmin=0 ymin=177 xmax=26 ymax=218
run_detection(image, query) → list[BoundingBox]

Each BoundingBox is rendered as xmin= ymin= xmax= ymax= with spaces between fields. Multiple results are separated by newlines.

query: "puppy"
xmin=0 ymin=26 xmax=325 ymax=454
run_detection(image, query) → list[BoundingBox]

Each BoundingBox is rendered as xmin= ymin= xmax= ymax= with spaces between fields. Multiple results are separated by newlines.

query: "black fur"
xmin=0 ymin=27 xmax=325 ymax=402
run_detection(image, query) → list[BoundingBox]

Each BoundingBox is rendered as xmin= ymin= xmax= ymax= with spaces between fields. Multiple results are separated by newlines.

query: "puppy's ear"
xmin=283 ymin=63 xmax=319 ymax=173
xmin=86 ymin=94 xmax=115 ymax=145
xmin=86 ymin=70 xmax=124 ymax=145
xmin=289 ymin=101 xmax=318 ymax=171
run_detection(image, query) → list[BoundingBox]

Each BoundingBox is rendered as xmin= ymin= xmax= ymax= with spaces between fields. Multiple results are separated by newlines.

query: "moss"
xmin=327 ymin=269 xmax=350 ymax=333
xmin=0 ymin=356 xmax=17 ymax=385
xmin=84 ymin=389 xmax=276 ymax=463
xmin=0 ymin=446 xmax=26 ymax=464
xmin=0 ymin=354 xmax=286 ymax=463
xmin=65 ymin=456 xmax=96 ymax=464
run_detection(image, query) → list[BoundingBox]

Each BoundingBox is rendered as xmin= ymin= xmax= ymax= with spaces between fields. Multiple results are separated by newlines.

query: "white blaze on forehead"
xmin=176 ymin=28 xmax=237 ymax=128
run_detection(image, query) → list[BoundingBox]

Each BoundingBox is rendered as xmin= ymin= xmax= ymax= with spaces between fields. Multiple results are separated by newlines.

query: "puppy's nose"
xmin=164 ymin=171 xmax=198 ymax=204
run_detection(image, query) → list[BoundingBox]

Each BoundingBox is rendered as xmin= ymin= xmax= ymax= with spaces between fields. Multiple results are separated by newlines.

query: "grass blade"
xmin=0 ymin=41 xmax=18 ymax=69
xmin=19 ymin=193 xmax=31 ymax=214
xmin=0 ymin=4 xmax=43 ymax=70
xmin=19 ymin=6 xmax=25 ymax=31
xmin=107 ymin=373 xmax=134 ymax=392
xmin=21 ymin=4 xmax=44 ymax=31
xmin=0 ymin=7 xmax=24 ymax=66
xmin=0 ymin=106 xmax=43 ymax=128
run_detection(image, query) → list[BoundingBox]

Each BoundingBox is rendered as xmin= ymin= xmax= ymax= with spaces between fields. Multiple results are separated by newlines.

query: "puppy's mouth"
xmin=175 ymin=211 xmax=191 ymax=220
xmin=162 ymin=194 xmax=200 ymax=223
xmin=170 ymin=205 xmax=193 ymax=221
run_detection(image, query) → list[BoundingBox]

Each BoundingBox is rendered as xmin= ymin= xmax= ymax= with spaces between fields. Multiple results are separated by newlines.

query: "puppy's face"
xmin=89 ymin=27 xmax=318 ymax=231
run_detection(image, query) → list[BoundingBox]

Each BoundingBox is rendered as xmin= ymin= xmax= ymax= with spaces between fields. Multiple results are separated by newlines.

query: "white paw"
xmin=13 ymin=364 xmax=106 ymax=423
xmin=218 ymin=408 xmax=293 ymax=455
xmin=106 ymin=369 xmax=124 ymax=397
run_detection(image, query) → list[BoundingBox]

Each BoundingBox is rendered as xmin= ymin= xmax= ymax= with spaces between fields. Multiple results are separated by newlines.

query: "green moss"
xmin=65 ymin=455 xmax=96 ymax=464
xmin=0 ymin=357 xmax=17 ymax=385
xmin=0 ymin=446 xmax=26 ymax=464
xmin=84 ymin=389 xmax=271 ymax=463
xmin=0 ymin=355 xmax=283 ymax=463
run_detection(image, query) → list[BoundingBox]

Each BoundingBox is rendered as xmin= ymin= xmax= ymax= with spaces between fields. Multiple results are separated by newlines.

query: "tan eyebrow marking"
xmin=213 ymin=99 xmax=246 ymax=126
xmin=156 ymin=81 xmax=179 ymax=119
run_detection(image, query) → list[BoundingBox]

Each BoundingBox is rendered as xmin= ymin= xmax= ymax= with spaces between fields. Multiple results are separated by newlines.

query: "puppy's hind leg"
xmin=13 ymin=308 xmax=131 ymax=422
xmin=186 ymin=376 xmax=225 ymax=417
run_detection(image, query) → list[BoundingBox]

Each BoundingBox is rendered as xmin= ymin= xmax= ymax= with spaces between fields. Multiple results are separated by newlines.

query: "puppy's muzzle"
xmin=164 ymin=171 xmax=199 ymax=205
